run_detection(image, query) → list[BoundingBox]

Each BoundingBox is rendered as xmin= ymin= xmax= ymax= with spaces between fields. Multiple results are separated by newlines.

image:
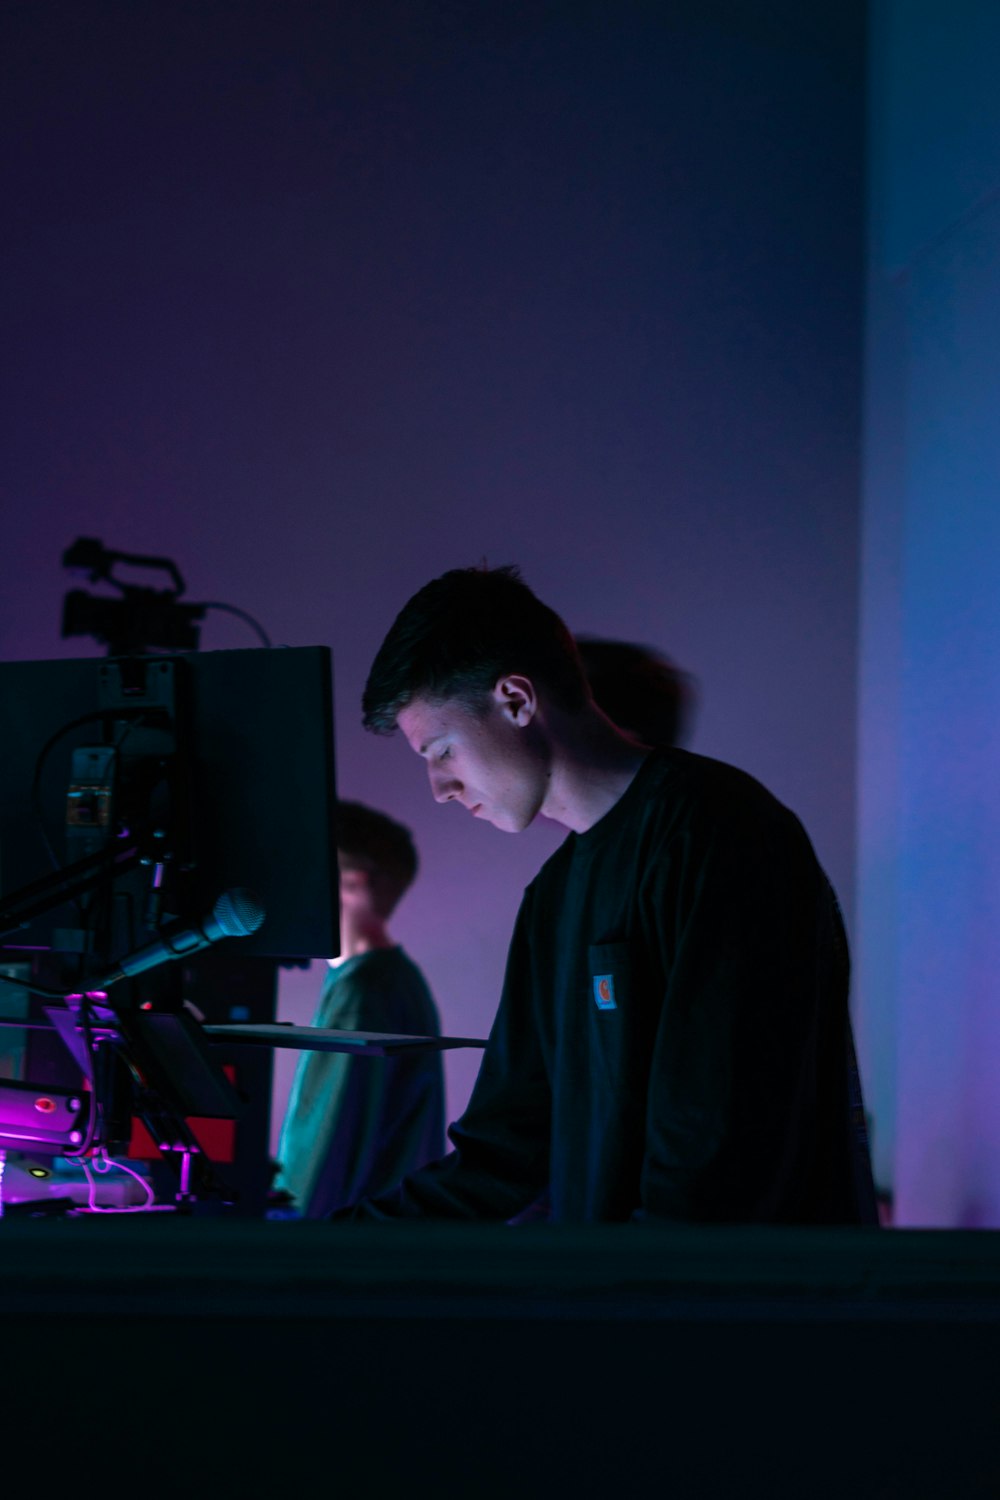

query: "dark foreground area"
xmin=1 ymin=1220 xmax=997 ymax=1498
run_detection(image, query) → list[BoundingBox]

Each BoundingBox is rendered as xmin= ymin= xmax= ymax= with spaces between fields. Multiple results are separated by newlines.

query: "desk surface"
xmin=0 ymin=1219 xmax=997 ymax=1321
xmin=204 ymin=1022 xmax=488 ymax=1053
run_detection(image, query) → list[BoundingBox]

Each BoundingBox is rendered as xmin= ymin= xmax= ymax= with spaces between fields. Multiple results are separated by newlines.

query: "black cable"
xmin=0 ymin=969 xmax=79 ymax=1000
xmin=199 ymin=601 xmax=272 ymax=648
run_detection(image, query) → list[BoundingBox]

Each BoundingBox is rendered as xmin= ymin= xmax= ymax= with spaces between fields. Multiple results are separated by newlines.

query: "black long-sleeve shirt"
xmin=343 ymin=750 xmax=876 ymax=1224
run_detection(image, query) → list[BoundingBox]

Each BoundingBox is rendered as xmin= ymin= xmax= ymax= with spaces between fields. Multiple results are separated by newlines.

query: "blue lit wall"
xmin=858 ymin=1 xmax=1000 ymax=1224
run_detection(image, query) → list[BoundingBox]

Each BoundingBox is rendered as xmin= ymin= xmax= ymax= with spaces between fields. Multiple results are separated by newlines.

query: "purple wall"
xmin=0 ymin=4 xmax=865 ymax=1144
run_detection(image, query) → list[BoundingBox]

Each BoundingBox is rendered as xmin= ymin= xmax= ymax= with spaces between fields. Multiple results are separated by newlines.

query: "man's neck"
xmin=337 ymin=918 xmax=396 ymax=961
xmin=539 ymin=706 xmax=650 ymax=834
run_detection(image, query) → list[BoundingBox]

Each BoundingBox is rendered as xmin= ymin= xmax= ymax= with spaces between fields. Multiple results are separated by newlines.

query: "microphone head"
xmin=212 ymin=887 xmax=266 ymax=938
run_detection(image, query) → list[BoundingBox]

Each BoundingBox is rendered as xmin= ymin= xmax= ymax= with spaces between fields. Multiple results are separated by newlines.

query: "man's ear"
xmin=492 ymin=674 xmax=538 ymax=726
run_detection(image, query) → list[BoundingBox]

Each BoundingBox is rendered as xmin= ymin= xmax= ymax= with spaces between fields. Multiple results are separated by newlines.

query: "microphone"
xmin=93 ymin=888 xmax=266 ymax=988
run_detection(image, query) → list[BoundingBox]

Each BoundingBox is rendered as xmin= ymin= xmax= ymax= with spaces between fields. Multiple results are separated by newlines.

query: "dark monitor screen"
xmin=0 ymin=646 xmax=339 ymax=962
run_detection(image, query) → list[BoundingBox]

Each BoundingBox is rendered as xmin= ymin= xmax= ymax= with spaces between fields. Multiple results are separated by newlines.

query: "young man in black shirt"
xmin=341 ymin=564 xmax=875 ymax=1225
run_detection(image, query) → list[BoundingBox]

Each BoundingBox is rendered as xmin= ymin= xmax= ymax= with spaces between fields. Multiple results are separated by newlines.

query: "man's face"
xmin=397 ymin=683 xmax=549 ymax=833
xmin=337 ymin=855 xmax=375 ymax=914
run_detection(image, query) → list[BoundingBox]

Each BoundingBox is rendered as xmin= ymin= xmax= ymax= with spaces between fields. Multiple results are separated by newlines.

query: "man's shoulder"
xmin=586 ymin=747 xmax=789 ymax=838
xmin=631 ymin=749 xmax=819 ymax=884
xmin=319 ymin=946 xmax=440 ymax=1031
xmin=531 ymin=749 xmax=799 ymax=877
xmin=636 ymin=747 xmax=784 ymax=816
xmin=521 ymin=749 xmax=802 ymax=905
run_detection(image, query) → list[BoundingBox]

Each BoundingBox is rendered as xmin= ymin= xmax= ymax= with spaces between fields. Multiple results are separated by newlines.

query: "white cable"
xmin=80 ymin=1148 xmax=157 ymax=1213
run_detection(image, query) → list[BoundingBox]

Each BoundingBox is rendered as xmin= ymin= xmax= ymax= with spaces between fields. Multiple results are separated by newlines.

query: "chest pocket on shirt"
xmin=588 ymin=941 xmax=632 ymax=1012
xmin=587 ymin=941 xmax=632 ymax=1095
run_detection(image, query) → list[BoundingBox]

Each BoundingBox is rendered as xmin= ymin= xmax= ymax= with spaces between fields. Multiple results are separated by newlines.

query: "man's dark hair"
xmin=576 ymin=637 xmax=697 ymax=748
xmin=362 ymin=564 xmax=589 ymax=733
xmin=337 ymin=800 xmax=418 ymax=915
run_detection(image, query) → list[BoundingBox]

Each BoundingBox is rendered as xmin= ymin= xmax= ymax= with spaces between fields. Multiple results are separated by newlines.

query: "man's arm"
xmin=336 ymin=899 xmax=551 ymax=1221
xmin=637 ymin=795 xmax=861 ymax=1223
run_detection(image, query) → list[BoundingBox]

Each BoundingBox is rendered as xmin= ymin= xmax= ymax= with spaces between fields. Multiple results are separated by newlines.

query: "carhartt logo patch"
xmin=593 ymin=974 xmax=617 ymax=1010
